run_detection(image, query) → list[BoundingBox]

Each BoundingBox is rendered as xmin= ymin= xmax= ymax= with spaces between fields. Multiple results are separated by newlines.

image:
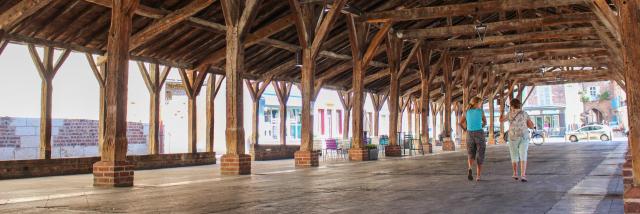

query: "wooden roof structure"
xmin=0 ymin=0 xmax=621 ymax=103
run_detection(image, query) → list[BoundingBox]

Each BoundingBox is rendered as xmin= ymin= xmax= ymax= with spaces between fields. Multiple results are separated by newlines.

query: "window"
xmin=537 ymin=86 xmax=552 ymax=106
xmin=589 ymin=86 xmax=598 ymax=101
xmin=337 ymin=110 xmax=342 ymax=135
xmin=318 ymin=109 xmax=325 ymax=135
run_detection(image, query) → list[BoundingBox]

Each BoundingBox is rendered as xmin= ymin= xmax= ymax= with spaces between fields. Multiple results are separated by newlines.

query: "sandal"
xmin=476 ymin=176 xmax=481 ymax=182
xmin=520 ymin=176 xmax=528 ymax=182
xmin=467 ymin=169 xmax=473 ymax=181
xmin=512 ymin=176 xmax=519 ymax=181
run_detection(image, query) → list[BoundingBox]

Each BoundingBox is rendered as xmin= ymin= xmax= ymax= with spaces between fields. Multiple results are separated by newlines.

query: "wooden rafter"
xmin=426 ymin=27 xmax=595 ymax=49
xmin=129 ymin=0 xmax=215 ymax=51
xmin=398 ymin=12 xmax=596 ymax=39
xmin=359 ymin=0 xmax=585 ymax=22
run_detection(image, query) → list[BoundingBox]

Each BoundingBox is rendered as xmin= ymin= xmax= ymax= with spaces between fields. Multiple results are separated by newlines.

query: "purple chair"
xmin=324 ymin=139 xmax=339 ymax=160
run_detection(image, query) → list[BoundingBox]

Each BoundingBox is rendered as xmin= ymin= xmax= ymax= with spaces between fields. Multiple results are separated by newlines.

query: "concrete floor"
xmin=0 ymin=141 xmax=625 ymax=214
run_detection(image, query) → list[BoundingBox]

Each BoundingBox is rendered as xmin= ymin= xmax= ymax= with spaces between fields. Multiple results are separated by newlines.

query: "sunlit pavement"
xmin=0 ymin=141 xmax=625 ymax=213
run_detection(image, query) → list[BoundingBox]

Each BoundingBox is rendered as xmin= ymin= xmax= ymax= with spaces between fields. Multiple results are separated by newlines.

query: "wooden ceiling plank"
xmin=0 ymin=0 xmax=52 ymax=31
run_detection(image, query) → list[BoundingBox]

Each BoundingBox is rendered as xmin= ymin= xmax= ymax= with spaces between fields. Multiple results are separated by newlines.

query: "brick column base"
xmin=93 ymin=161 xmax=134 ymax=187
xmin=624 ymin=157 xmax=633 ymax=189
xmin=294 ymin=151 xmax=319 ymax=168
xmin=385 ymin=145 xmax=402 ymax=157
xmin=422 ymin=143 xmax=433 ymax=154
xmin=442 ymin=139 xmax=456 ymax=151
xmin=349 ymin=148 xmax=369 ymax=161
xmin=625 ymin=185 xmax=640 ymax=213
xmin=221 ymin=154 xmax=251 ymax=175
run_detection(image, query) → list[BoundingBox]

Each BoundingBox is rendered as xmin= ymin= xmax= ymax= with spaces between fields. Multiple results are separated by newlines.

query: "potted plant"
xmin=366 ymin=144 xmax=378 ymax=160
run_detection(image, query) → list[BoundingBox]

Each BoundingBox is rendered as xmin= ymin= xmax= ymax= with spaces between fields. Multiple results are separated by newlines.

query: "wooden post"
xmin=345 ymin=14 xmax=390 ymax=161
xmin=246 ymin=78 xmax=273 ymax=146
xmin=273 ymin=81 xmax=293 ymax=145
xmin=178 ymin=69 xmax=206 ymax=154
xmin=487 ymin=72 xmax=496 ymax=145
xmin=442 ymin=54 xmax=455 ymax=151
xmin=431 ymin=102 xmax=439 ymax=145
xmin=219 ymin=0 xmax=261 ymax=175
xmin=385 ymin=34 xmax=405 ymax=157
xmin=289 ymin=0 xmax=346 ymax=167
xmin=28 ymin=45 xmax=70 ymax=159
xmin=337 ymin=90 xmax=353 ymax=140
xmin=413 ymin=99 xmax=422 ymax=138
xmin=86 ymin=54 xmax=107 ymax=156
xmin=498 ymin=90 xmax=506 ymax=144
xmin=137 ymin=62 xmax=171 ymax=155
xmin=459 ymin=58 xmax=471 ymax=149
xmin=407 ymin=99 xmax=413 ymax=135
xmin=418 ymin=47 xmax=435 ymax=152
xmin=206 ymin=74 xmax=224 ymax=153
xmin=370 ymin=93 xmax=388 ymax=137
xmin=619 ymin=1 xmax=640 ymax=211
xmin=92 ymin=0 xmax=139 ymax=187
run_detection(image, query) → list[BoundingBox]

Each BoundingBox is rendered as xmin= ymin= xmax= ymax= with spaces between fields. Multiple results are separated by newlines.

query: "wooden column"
xmin=220 ymin=0 xmax=261 ymax=175
xmin=273 ymin=81 xmax=293 ymax=145
xmin=28 ymin=45 xmax=70 ymax=159
xmin=246 ymin=78 xmax=272 ymax=146
xmin=488 ymin=73 xmax=507 ymax=145
xmin=86 ymin=54 xmax=107 ymax=156
xmin=619 ymin=2 xmax=640 ymax=211
xmin=459 ymin=58 xmax=471 ymax=149
xmin=178 ymin=69 xmax=206 ymax=154
xmin=442 ymin=54 xmax=455 ymax=151
xmin=92 ymin=0 xmax=138 ymax=187
xmin=345 ymin=15 xmax=390 ymax=161
xmin=407 ymin=99 xmax=413 ymax=135
xmin=137 ymin=62 xmax=171 ymax=155
xmin=498 ymin=90 xmax=506 ymax=144
xmin=414 ymin=100 xmax=421 ymax=137
xmin=385 ymin=34 xmax=403 ymax=156
xmin=370 ymin=93 xmax=388 ymax=137
xmin=439 ymin=104 xmax=445 ymax=142
xmin=620 ymin=0 xmax=640 ymax=184
xmin=417 ymin=47 xmax=435 ymax=152
xmin=431 ymin=102 xmax=439 ymax=145
xmin=289 ymin=0 xmax=346 ymax=167
xmin=206 ymin=75 xmax=224 ymax=153
xmin=337 ymin=90 xmax=353 ymax=140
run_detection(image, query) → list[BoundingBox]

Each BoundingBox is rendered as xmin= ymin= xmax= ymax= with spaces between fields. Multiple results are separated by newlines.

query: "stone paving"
xmin=0 ymin=141 xmax=625 ymax=213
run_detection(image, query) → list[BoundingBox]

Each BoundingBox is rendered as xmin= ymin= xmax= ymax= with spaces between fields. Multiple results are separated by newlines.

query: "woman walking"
xmin=459 ymin=97 xmax=487 ymax=181
xmin=500 ymin=98 xmax=535 ymax=182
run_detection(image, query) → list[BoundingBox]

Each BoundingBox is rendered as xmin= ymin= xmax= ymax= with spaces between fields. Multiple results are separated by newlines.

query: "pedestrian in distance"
xmin=459 ymin=96 xmax=487 ymax=181
xmin=500 ymin=98 xmax=535 ymax=182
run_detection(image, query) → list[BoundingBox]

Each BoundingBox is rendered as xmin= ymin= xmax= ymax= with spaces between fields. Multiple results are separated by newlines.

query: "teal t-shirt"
xmin=466 ymin=108 xmax=484 ymax=131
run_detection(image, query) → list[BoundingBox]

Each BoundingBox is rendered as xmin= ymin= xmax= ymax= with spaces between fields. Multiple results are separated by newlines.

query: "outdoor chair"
xmin=379 ymin=135 xmax=389 ymax=156
xmin=313 ymin=139 xmax=323 ymax=155
xmin=410 ymin=136 xmax=425 ymax=155
xmin=402 ymin=134 xmax=413 ymax=156
xmin=323 ymin=138 xmax=340 ymax=160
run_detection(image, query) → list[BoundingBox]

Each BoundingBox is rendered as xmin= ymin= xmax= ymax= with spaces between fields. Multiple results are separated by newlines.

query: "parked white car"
xmin=565 ymin=125 xmax=613 ymax=142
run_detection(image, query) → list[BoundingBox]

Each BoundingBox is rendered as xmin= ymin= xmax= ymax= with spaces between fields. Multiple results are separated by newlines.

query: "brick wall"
xmin=0 ymin=153 xmax=216 ymax=180
xmin=250 ymin=144 xmax=300 ymax=161
xmin=0 ymin=117 xmax=163 ymax=160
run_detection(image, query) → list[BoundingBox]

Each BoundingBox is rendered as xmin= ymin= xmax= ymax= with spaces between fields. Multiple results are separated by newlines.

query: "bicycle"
xmin=531 ymin=128 xmax=546 ymax=146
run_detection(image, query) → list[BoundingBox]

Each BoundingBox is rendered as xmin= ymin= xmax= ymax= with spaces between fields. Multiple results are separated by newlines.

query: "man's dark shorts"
xmin=467 ymin=131 xmax=486 ymax=164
